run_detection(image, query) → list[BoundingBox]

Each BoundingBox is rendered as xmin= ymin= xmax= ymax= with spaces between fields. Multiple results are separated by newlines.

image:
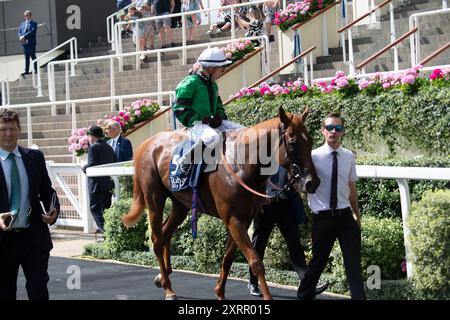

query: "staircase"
xmin=279 ymin=0 xmax=449 ymax=81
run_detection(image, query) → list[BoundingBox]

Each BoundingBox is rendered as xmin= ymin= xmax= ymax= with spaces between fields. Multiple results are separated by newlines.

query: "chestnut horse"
xmin=122 ymin=106 xmax=320 ymax=300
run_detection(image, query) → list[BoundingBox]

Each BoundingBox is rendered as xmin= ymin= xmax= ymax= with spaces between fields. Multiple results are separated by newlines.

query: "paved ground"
xmin=15 ymin=228 xmax=348 ymax=300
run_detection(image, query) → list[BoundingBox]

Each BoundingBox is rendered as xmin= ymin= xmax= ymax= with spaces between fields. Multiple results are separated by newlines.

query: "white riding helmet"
xmin=197 ymin=47 xmax=232 ymax=68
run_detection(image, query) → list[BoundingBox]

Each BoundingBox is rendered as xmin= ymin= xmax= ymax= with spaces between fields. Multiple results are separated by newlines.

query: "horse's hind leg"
xmin=215 ymin=233 xmax=237 ymax=300
xmin=227 ymin=217 xmax=273 ymax=300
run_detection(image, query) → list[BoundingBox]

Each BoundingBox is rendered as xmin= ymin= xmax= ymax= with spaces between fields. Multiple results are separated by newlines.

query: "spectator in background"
xmin=247 ymin=167 xmax=328 ymax=297
xmin=138 ymin=0 xmax=156 ymax=51
xmin=117 ymin=0 xmax=132 ymax=10
xmin=153 ymin=0 xmax=175 ymax=48
xmin=105 ymin=120 xmax=133 ymax=162
xmin=126 ymin=6 xmax=147 ymax=60
xmin=237 ymin=5 xmax=264 ymax=44
xmin=172 ymin=0 xmax=182 ymax=29
xmin=263 ymin=0 xmax=279 ymax=42
xmin=206 ymin=0 xmax=239 ymax=36
xmin=181 ymin=0 xmax=206 ymax=43
xmin=18 ymin=10 xmax=37 ymax=76
xmin=82 ymin=126 xmax=115 ymax=234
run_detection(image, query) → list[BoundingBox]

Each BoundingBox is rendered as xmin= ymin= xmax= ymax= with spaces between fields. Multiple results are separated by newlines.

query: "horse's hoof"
xmin=154 ymin=274 xmax=162 ymax=288
xmin=165 ymin=294 xmax=177 ymax=300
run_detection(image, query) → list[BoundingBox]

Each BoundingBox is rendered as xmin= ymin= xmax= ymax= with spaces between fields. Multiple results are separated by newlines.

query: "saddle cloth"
xmin=169 ymin=139 xmax=219 ymax=192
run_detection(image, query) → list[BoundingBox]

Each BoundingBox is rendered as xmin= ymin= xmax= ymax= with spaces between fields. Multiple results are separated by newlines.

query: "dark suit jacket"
xmin=0 ymin=147 xmax=59 ymax=252
xmin=18 ymin=20 xmax=37 ymax=48
xmin=82 ymin=140 xmax=115 ymax=193
xmin=108 ymin=135 xmax=133 ymax=162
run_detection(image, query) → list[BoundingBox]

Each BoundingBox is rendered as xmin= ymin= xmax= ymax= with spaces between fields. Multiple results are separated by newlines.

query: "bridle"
xmin=221 ymin=124 xmax=307 ymax=199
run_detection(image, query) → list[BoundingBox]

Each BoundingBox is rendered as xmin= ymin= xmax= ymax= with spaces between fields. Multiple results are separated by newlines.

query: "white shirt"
xmin=307 ymin=143 xmax=357 ymax=213
xmin=0 ymin=147 xmax=30 ymax=227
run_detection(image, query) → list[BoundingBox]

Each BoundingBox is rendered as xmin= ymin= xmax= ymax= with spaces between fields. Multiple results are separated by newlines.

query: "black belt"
xmin=316 ymin=207 xmax=352 ymax=216
xmin=8 ymin=228 xmax=29 ymax=233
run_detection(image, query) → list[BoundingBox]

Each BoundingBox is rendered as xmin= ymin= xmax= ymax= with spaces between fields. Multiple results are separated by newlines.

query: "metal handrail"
xmin=47 ymin=35 xmax=269 ymax=111
xmin=419 ymin=41 xmax=450 ymax=66
xmin=224 ymin=46 xmax=316 ymax=105
xmin=337 ymin=0 xmax=391 ymax=33
xmin=32 ymin=37 xmax=78 ymax=97
xmin=0 ymin=77 xmax=10 ymax=106
xmin=356 ymin=27 xmax=418 ymax=73
xmin=409 ymin=8 xmax=450 ymax=66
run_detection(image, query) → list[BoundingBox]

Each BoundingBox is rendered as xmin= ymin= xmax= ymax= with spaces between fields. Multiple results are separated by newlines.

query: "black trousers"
xmin=23 ymin=45 xmax=37 ymax=73
xmin=249 ymin=198 xmax=307 ymax=285
xmin=297 ymin=212 xmax=366 ymax=300
xmin=0 ymin=230 xmax=50 ymax=300
xmin=89 ymin=191 xmax=111 ymax=232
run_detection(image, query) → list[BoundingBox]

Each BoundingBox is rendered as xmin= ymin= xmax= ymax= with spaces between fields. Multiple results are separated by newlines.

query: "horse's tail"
xmin=122 ymin=174 xmax=146 ymax=228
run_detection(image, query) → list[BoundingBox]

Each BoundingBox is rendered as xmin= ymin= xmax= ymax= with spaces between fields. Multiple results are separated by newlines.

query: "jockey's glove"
xmin=202 ymin=115 xmax=222 ymax=129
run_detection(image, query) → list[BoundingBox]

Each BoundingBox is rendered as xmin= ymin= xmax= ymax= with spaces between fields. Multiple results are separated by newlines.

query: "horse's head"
xmin=278 ymin=106 xmax=320 ymax=194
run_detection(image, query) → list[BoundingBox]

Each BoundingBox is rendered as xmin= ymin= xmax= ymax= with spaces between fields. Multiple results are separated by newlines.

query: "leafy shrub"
xmin=408 ymin=189 xmax=450 ymax=299
xmin=329 ymin=216 xmax=405 ymax=295
xmin=103 ymin=198 xmax=149 ymax=253
xmin=226 ymin=85 xmax=450 ymax=156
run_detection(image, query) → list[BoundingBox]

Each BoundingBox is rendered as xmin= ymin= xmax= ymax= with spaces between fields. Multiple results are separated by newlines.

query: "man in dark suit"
xmin=82 ymin=125 xmax=115 ymax=233
xmin=105 ymin=120 xmax=133 ymax=162
xmin=18 ymin=10 xmax=38 ymax=76
xmin=0 ymin=108 xmax=59 ymax=300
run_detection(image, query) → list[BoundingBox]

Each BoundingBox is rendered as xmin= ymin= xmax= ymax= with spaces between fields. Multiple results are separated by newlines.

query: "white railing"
xmin=47 ymin=36 xmax=269 ymax=107
xmin=86 ymin=162 xmax=450 ymax=279
xmin=112 ymin=0 xmax=271 ymax=66
xmin=6 ymin=91 xmax=175 ymax=148
xmin=32 ymin=37 xmax=78 ymax=97
xmin=0 ymin=77 xmax=10 ymax=106
xmin=409 ymin=7 xmax=450 ymax=67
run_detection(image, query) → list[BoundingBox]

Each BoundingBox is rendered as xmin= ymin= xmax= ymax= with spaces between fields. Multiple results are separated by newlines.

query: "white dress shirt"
xmin=307 ymin=143 xmax=357 ymax=213
xmin=0 ymin=147 xmax=30 ymax=227
xmin=108 ymin=136 xmax=120 ymax=151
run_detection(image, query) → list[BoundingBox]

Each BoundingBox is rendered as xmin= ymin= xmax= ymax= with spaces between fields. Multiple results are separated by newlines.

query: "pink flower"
xmin=429 ymin=68 xmax=443 ymax=80
xmin=401 ymin=260 xmax=407 ymax=273
xmin=259 ymin=86 xmax=270 ymax=95
xmin=300 ymin=84 xmax=308 ymax=92
xmin=383 ymin=82 xmax=391 ymax=89
xmin=135 ymin=109 xmax=142 ymax=116
xmin=401 ymin=74 xmax=416 ymax=85
xmin=335 ymin=77 xmax=349 ymax=88
xmin=335 ymin=70 xmax=346 ymax=78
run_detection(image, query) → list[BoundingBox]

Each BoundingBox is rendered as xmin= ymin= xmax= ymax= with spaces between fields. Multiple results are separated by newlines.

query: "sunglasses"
xmin=324 ymin=124 xmax=343 ymax=132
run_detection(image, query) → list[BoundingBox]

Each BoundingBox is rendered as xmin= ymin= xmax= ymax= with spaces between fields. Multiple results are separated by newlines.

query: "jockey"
xmin=172 ymin=47 xmax=244 ymax=173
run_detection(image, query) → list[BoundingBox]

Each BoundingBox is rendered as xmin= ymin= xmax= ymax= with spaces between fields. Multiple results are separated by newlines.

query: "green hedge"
xmin=328 ymin=216 xmax=405 ymax=296
xmin=226 ymin=85 xmax=450 ymax=156
xmin=408 ymin=189 xmax=450 ymax=299
xmin=103 ymin=198 xmax=149 ymax=253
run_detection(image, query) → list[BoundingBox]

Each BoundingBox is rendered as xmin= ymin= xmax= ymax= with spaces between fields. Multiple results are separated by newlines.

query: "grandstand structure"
xmin=0 ymin=0 xmax=449 ymax=237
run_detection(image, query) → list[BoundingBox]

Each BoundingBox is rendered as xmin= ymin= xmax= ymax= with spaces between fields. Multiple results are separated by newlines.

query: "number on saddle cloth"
xmin=169 ymin=139 xmax=203 ymax=192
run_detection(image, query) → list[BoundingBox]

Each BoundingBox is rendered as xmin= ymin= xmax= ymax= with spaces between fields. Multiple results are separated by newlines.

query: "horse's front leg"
xmin=227 ymin=217 xmax=273 ymax=300
xmin=215 ymin=233 xmax=237 ymax=300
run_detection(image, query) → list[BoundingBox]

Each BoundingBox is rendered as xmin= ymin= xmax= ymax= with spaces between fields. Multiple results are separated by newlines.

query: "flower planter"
xmin=217 ymin=48 xmax=263 ymax=100
xmin=278 ymin=3 xmax=340 ymax=74
xmin=123 ymin=106 xmax=173 ymax=151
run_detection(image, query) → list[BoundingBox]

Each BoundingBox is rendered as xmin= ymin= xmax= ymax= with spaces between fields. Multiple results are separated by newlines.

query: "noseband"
xmin=279 ymin=124 xmax=307 ymax=186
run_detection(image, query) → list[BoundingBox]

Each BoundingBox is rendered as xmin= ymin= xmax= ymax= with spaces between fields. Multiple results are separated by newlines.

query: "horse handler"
xmin=172 ymin=47 xmax=244 ymax=173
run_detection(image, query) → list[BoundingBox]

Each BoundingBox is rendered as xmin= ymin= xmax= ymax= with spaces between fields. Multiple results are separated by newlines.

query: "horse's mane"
xmin=246 ymin=116 xmax=281 ymax=132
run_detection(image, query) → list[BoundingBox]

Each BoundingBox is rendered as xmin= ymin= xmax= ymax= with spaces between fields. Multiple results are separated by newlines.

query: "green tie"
xmin=7 ymin=152 xmax=21 ymax=215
